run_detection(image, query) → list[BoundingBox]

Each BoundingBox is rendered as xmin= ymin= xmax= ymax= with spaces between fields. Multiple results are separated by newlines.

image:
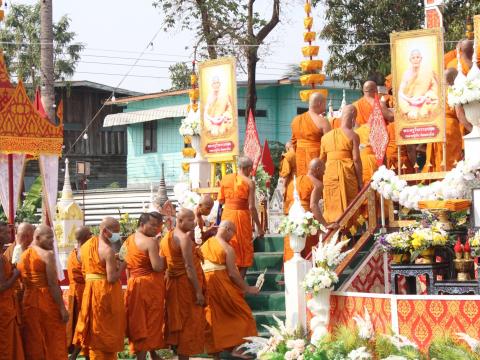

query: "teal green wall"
xmin=125 ymin=83 xmax=360 ymax=187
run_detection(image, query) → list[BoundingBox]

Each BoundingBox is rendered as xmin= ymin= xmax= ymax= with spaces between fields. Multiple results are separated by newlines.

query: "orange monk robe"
xmin=0 ymin=254 xmax=25 ymax=360
xmin=424 ymin=105 xmax=463 ymax=172
xmin=124 ymin=234 xmax=165 ymax=354
xmin=201 ymin=237 xmax=257 ymax=354
xmin=330 ymin=117 xmax=341 ymax=129
xmin=354 ymin=124 xmax=378 ymax=185
xmin=73 ymin=236 xmax=125 ymax=360
xmin=353 ymin=97 xmax=373 ymax=126
xmin=219 ymin=173 xmax=253 ymax=267
xmin=66 ymin=248 xmax=85 ymax=349
xmin=283 ymin=175 xmax=318 ymax=262
xmin=320 ymin=128 xmax=359 ymax=223
xmin=279 ymin=148 xmax=296 ymax=213
xmin=17 ymin=248 xmax=67 ymax=360
xmin=291 ymin=112 xmax=323 ymax=176
xmin=160 ymin=231 xmax=205 ymax=356
xmin=385 ymin=122 xmax=414 ymax=173
xmin=3 ymin=242 xmax=23 ymax=320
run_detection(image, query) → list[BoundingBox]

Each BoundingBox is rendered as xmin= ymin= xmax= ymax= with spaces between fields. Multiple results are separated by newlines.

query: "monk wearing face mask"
xmin=73 ymin=217 xmax=126 ymax=360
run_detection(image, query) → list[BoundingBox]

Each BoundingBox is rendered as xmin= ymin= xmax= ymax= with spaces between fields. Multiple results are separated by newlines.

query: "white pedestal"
xmin=189 ymin=159 xmax=211 ymax=189
xmin=463 ymin=128 xmax=480 ymax=162
xmin=284 ymin=256 xmax=311 ymax=331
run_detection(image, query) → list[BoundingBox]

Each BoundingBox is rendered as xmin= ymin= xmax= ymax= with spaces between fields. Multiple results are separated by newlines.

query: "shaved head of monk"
xmin=308 ymin=158 xmax=325 ymax=180
xmin=198 ymin=195 xmax=214 ymax=216
xmin=341 ymin=104 xmax=357 ymax=129
xmin=445 ymin=68 xmax=458 ymax=86
xmin=238 ymin=156 xmax=254 ymax=176
xmin=33 ymin=224 xmax=54 ymax=251
xmin=17 ymin=222 xmax=35 ymax=249
xmin=176 ymin=208 xmax=196 ymax=233
xmin=308 ymin=92 xmax=326 ymax=115
xmin=459 ymin=39 xmax=474 ymax=60
xmin=99 ymin=217 xmax=121 ymax=244
xmin=0 ymin=221 xmax=8 ymax=246
xmin=362 ymin=80 xmax=377 ymax=98
xmin=218 ymin=220 xmax=236 ymax=242
xmin=75 ymin=226 xmax=92 ymax=246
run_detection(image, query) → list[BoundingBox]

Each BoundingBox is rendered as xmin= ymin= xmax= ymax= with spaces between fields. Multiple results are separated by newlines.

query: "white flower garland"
xmin=448 ymin=64 xmax=480 ymax=107
xmin=179 ymin=108 xmax=201 ymax=136
xmin=371 ymin=160 xmax=480 ymax=209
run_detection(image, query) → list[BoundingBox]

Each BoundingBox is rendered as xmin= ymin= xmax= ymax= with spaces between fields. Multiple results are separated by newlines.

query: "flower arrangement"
xmin=178 ymin=108 xmax=200 ymax=136
xmin=410 ymin=223 xmax=448 ymax=252
xmin=468 ymin=230 xmax=480 ymax=257
xmin=303 ymin=232 xmax=351 ymax=294
xmin=447 ymin=72 xmax=480 ymax=107
xmin=371 ymin=161 xmax=480 ymax=210
xmin=278 ymin=211 xmax=324 ymax=238
xmin=377 ymin=230 xmax=412 ymax=254
xmin=173 ymin=182 xmax=200 ymax=211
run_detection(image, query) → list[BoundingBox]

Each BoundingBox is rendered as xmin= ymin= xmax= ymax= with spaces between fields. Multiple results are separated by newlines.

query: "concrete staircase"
xmin=246 ymin=235 xmax=285 ymax=337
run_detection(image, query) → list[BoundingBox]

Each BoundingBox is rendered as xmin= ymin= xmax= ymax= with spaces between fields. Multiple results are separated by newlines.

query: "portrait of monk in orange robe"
xmin=204 ymin=75 xmax=234 ymax=136
xmin=398 ymin=49 xmax=439 ymax=120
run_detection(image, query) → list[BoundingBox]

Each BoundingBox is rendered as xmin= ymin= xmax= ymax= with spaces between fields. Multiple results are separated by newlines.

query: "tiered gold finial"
xmin=298 ymin=0 xmax=327 ymax=102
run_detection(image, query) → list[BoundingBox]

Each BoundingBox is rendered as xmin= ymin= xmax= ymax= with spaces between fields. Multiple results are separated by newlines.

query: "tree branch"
xmin=255 ymin=0 xmax=280 ymax=44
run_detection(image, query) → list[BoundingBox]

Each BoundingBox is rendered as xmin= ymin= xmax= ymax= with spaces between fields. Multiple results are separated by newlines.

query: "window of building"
xmin=143 ymin=121 xmax=157 ymax=153
xmin=238 ymin=109 xmax=268 ymax=118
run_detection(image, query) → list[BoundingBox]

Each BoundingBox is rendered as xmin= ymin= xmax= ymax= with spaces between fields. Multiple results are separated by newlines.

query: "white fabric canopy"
xmin=103 ymin=104 xmax=188 ymax=127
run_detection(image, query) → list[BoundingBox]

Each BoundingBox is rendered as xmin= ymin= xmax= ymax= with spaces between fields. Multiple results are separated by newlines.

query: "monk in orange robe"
xmin=291 ymin=92 xmax=331 ymax=175
xmin=284 ymin=159 xmax=334 ymax=262
xmin=353 ymin=81 xmax=376 ymax=125
xmin=0 ymin=221 xmax=24 ymax=360
xmin=194 ymin=195 xmax=217 ymax=243
xmin=67 ymin=226 xmax=92 ymax=360
xmin=218 ymin=156 xmax=263 ymax=278
xmin=201 ymin=220 xmax=258 ymax=359
xmin=73 ymin=217 xmax=126 ymax=360
xmin=354 ymin=124 xmax=378 ymax=185
xmin=385 ymin=122 xmax=414 ymax=173
xmin=424 ymin=68 xmax=464 ymax=172
xmin=446 ymin=39 xmax=475 ymax=75
xmin=18 ymin=225 xmax=69 ymax=360
xmin=3 ymin=222 xmax=34 ymax=326
xmin=279 ymin=141 xmax=296 ymax=213
xmin=320 ymin=105 xmax=363 ymax=223
xmin=124 ymin=212 xmax=165 ymax=360
xmin=160 ymin=208 xmax=206 ymax=360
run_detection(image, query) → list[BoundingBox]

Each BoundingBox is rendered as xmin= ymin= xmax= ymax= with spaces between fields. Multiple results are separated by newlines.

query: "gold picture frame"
xmin=199 ymin=57 xmax=239 ymax=162
xmin=390 ymin=28 xmax=445 ymax=146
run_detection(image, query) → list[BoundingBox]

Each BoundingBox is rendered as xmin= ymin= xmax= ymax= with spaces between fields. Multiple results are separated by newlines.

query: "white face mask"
xmin=109 ymin=232 xmax=121 ymax=243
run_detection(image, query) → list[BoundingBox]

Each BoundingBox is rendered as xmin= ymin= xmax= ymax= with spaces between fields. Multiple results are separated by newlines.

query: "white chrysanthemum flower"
xmin=347 ymin=346 xmax=372 ymax=360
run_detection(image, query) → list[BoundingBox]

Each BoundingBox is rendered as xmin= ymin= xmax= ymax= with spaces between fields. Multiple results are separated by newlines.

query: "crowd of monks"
xmin=0 ymin=156 xmax=264 ymax=360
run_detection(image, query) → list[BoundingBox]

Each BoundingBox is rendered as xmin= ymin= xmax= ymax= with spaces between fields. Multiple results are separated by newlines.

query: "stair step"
xmin=246 ymin=291 xmax=285 ymax=311
xmin=251 ymin=252 xmax=284 ymax=272
xmin=246 ymin=271 xmax=285 ymax=291
xmin=254 ymin=235 xmax=284 ymax=253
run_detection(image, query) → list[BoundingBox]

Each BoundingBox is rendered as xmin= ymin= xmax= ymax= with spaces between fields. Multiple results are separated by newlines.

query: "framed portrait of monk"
xmin=199 ymin=57 xmax=239 ymax=161
xmin=390 ymin=28 xmax=445 ymax=145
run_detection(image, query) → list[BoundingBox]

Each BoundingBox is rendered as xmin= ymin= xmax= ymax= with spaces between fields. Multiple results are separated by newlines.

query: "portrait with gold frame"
xmin=390 ymin=28 xmax=445 ymax=145
xmin=199 ymin=57 xmax=239 ymax=162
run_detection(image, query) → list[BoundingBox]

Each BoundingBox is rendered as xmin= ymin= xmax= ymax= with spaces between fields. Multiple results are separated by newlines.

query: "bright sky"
xmin=6 ymin=0 xmax=330 ymax=94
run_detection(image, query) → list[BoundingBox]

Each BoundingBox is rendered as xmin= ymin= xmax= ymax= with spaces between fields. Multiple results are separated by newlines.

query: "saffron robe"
xmin=3 ymin=242 xmax=23 ymax=324
xmin=385 ymin=122 xmax=414 ymax=173
xmin=0 ymin=254 xmax=25 ymax=360
xmin=219 ymin=173 xmax=253 ymax=267
xmin=201 ymin=237 xmax=257 ymax=353
xmin=66 ymin=248 xmax=85 ymax=348
xmin=124 ymin=234 xmax=165 ymax=353
xmin=424 ymin=105 xmax=463 ymax=172
xmin=291 ymin=112 xmax=323 ymax=176
xmin=283 ymin=175 xmax=319 ymax=262
xmin=18 ymin=248 xmax=67 ymax=360
xmin=320 ymin=129 xmax=359 ymax=223
xmin=73 ymin=236 xmax=125 ymax=359
xmin=353 ymin=97 xmax=373 ymax=126
xmin=160 ymin=231 xmax=206 ymax=356
xmin=355 ymin=124 xmax=378 ymax=185
xmin=279 ymin=148 xmax=296 ymax=213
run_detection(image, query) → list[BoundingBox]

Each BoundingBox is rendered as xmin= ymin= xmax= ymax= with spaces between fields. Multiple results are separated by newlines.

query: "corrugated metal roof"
xmin=103 ymin=104 xmax=187 ymax=127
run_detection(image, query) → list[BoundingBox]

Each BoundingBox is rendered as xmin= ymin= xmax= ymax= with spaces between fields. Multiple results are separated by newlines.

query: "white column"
xmin=189 ymin=159 xmax=211 ymax=189
xmin=284 ymin=256 xmax=311 ymax=330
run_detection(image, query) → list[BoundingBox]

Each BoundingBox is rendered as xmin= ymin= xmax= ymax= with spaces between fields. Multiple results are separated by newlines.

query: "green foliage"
xmin=268 ymin=141 xmax=285 ymax=196
xmin=118 ymin=211 xmax=138 ymax=237
xmin=315 ymin=0 xmax=480 ymax=88
xmin=0 ymin=2 xmax=84 ymax=87
xmin=429 ymin=335 xmax=479 ymax=360
xmin=254 ymin=164 xmax=271 ymax=199
xmin=168 ymin=62 xmax=191 ymax=90
xmin=107 ymin=181 xmax=121 ymax=189
xmin=16 ymin=176 xmax=43 ymax=223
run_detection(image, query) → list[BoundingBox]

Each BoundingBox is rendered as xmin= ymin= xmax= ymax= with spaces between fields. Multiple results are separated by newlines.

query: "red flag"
xmin=368 ymin=95 xmax=389 ymax=166
xmin=33 ymin=87 xmax=47 ymax=118
xmin=242 ymin=109 xmax=262 ymax=175
xmin=261 ymin=139 xmax=274 ymax=176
